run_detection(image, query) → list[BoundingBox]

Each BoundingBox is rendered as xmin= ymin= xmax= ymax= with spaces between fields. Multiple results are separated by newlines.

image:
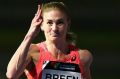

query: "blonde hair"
xmin=41 ymin=2 xmax=70 ymax=20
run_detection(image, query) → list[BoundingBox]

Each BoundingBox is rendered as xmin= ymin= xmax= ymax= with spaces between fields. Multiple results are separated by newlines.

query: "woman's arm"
xmin=79 ymin=49 xmax=93 ymax=79
xmin=6 ymin=5 xmax=42 ymax=79
xmin=6 ymin=37 xmax=32 ymax=79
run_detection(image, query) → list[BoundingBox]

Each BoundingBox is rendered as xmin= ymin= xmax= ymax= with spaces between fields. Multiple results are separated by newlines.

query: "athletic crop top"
xmin=25 ymin=42 xmax=86 ymax=79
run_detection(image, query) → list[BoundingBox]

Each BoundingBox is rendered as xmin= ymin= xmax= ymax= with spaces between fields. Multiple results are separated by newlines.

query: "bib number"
xmin=42 ymin=61 xmax=82 ymax=79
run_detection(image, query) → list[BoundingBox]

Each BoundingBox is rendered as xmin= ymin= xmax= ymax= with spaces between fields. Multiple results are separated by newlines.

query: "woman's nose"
xmin=52 ymin=23 xmax=58 ymax=30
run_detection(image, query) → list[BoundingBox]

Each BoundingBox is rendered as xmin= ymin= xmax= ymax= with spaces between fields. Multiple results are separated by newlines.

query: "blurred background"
xmin=0 ymin=0 xmax=120 ymax=79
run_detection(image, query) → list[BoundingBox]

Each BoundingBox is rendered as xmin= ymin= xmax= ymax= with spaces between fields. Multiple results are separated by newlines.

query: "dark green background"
xmin=0 ymin=0 xmax=120 ymax=79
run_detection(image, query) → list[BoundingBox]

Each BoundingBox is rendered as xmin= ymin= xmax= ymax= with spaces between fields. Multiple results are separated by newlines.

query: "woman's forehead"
xmin=43 ymin=10 xmax=67 ymax=20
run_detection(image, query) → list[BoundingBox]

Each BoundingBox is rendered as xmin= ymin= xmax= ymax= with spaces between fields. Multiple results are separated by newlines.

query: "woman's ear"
xmin=67 ymin=19 xmax=71 ymax=31
xmin=68 ymin=19 xmax=71 ymax=26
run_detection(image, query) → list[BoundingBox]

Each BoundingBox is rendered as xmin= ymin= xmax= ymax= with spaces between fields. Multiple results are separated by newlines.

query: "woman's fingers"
xmin=35 ymin=5 xmax=41 ymax=17
xmin=36 ymin=5 xmax=40 ymax=15
xmin=26 ymin=5 xmax=42 ymax=39
xmin=34 ymin=5 xmax=42 ymax=22
xmin=32 ymin=5 xmax=42 ymax=21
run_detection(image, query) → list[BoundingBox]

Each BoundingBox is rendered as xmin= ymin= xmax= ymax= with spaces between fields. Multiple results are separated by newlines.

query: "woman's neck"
xmin=45 ymin=40 xmax=69 ymax=60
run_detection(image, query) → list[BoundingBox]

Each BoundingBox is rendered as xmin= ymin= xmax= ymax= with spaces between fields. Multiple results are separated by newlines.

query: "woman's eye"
xmin=47 ymin=21 xmax=53 ymax=25
xmin=57 ymin=21 xmax=64 ymax=25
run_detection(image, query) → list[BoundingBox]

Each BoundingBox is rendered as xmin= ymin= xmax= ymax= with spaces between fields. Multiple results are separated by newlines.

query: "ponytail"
xmin=66 ymin=32 xmax=77 ymax=45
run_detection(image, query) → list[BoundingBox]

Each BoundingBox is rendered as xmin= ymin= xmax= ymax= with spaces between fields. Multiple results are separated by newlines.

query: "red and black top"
xmin=25 ymin=42 xmax=86 ymax=79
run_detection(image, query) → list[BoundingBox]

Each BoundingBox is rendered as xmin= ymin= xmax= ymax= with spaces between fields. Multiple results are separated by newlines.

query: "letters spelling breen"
xmin=45 ymin=73 xmax=79 ymax=79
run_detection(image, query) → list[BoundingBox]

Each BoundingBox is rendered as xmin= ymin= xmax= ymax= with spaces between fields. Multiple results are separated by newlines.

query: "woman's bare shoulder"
xmin=78 ymin=49 xmax=93 ymax=67
xmin=29 ymin=43 xmax=39 ymax=53
xmin=28 ymin=43 xmax=40 ymax=63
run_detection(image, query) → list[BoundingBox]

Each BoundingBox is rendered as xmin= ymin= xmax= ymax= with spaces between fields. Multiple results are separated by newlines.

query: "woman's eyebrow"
xmin=47 ymin=19 xmax=52 ymax=21
xmin=46 ymin=18 xmax=64 ymax=22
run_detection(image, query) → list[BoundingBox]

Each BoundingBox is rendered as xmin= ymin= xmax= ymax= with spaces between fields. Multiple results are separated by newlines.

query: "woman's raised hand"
xmin=26 ymin=5 xmax=43 ymax=40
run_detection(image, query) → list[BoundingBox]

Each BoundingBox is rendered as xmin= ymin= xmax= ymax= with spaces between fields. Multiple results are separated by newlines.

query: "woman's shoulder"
xmin=29 ymin=43 xmax=40 ymax=53
xmin=28 ymin=43 xmax=40 ymax=63
xmin=78 ymin=49 xmax=93 ymax=67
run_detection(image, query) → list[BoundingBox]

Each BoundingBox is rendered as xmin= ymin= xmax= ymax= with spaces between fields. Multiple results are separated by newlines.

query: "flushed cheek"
xmin=45 ymin=29 xmax=52 ymax=36
xmin=44 ymin=26 xmax=51 ymax=32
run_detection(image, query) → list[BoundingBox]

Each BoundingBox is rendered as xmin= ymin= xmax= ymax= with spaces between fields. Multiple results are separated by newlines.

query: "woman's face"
xmin=42 ymin=9 xmax=69 ymax=42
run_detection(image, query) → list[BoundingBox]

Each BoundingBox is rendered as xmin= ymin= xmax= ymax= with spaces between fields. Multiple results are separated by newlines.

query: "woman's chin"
xmin=49 ymin=36 xmax=61 ymax=41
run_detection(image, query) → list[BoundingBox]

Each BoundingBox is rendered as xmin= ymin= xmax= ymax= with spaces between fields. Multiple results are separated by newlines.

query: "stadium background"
xmin=0 ymin=0 xmax=120 ymax=79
